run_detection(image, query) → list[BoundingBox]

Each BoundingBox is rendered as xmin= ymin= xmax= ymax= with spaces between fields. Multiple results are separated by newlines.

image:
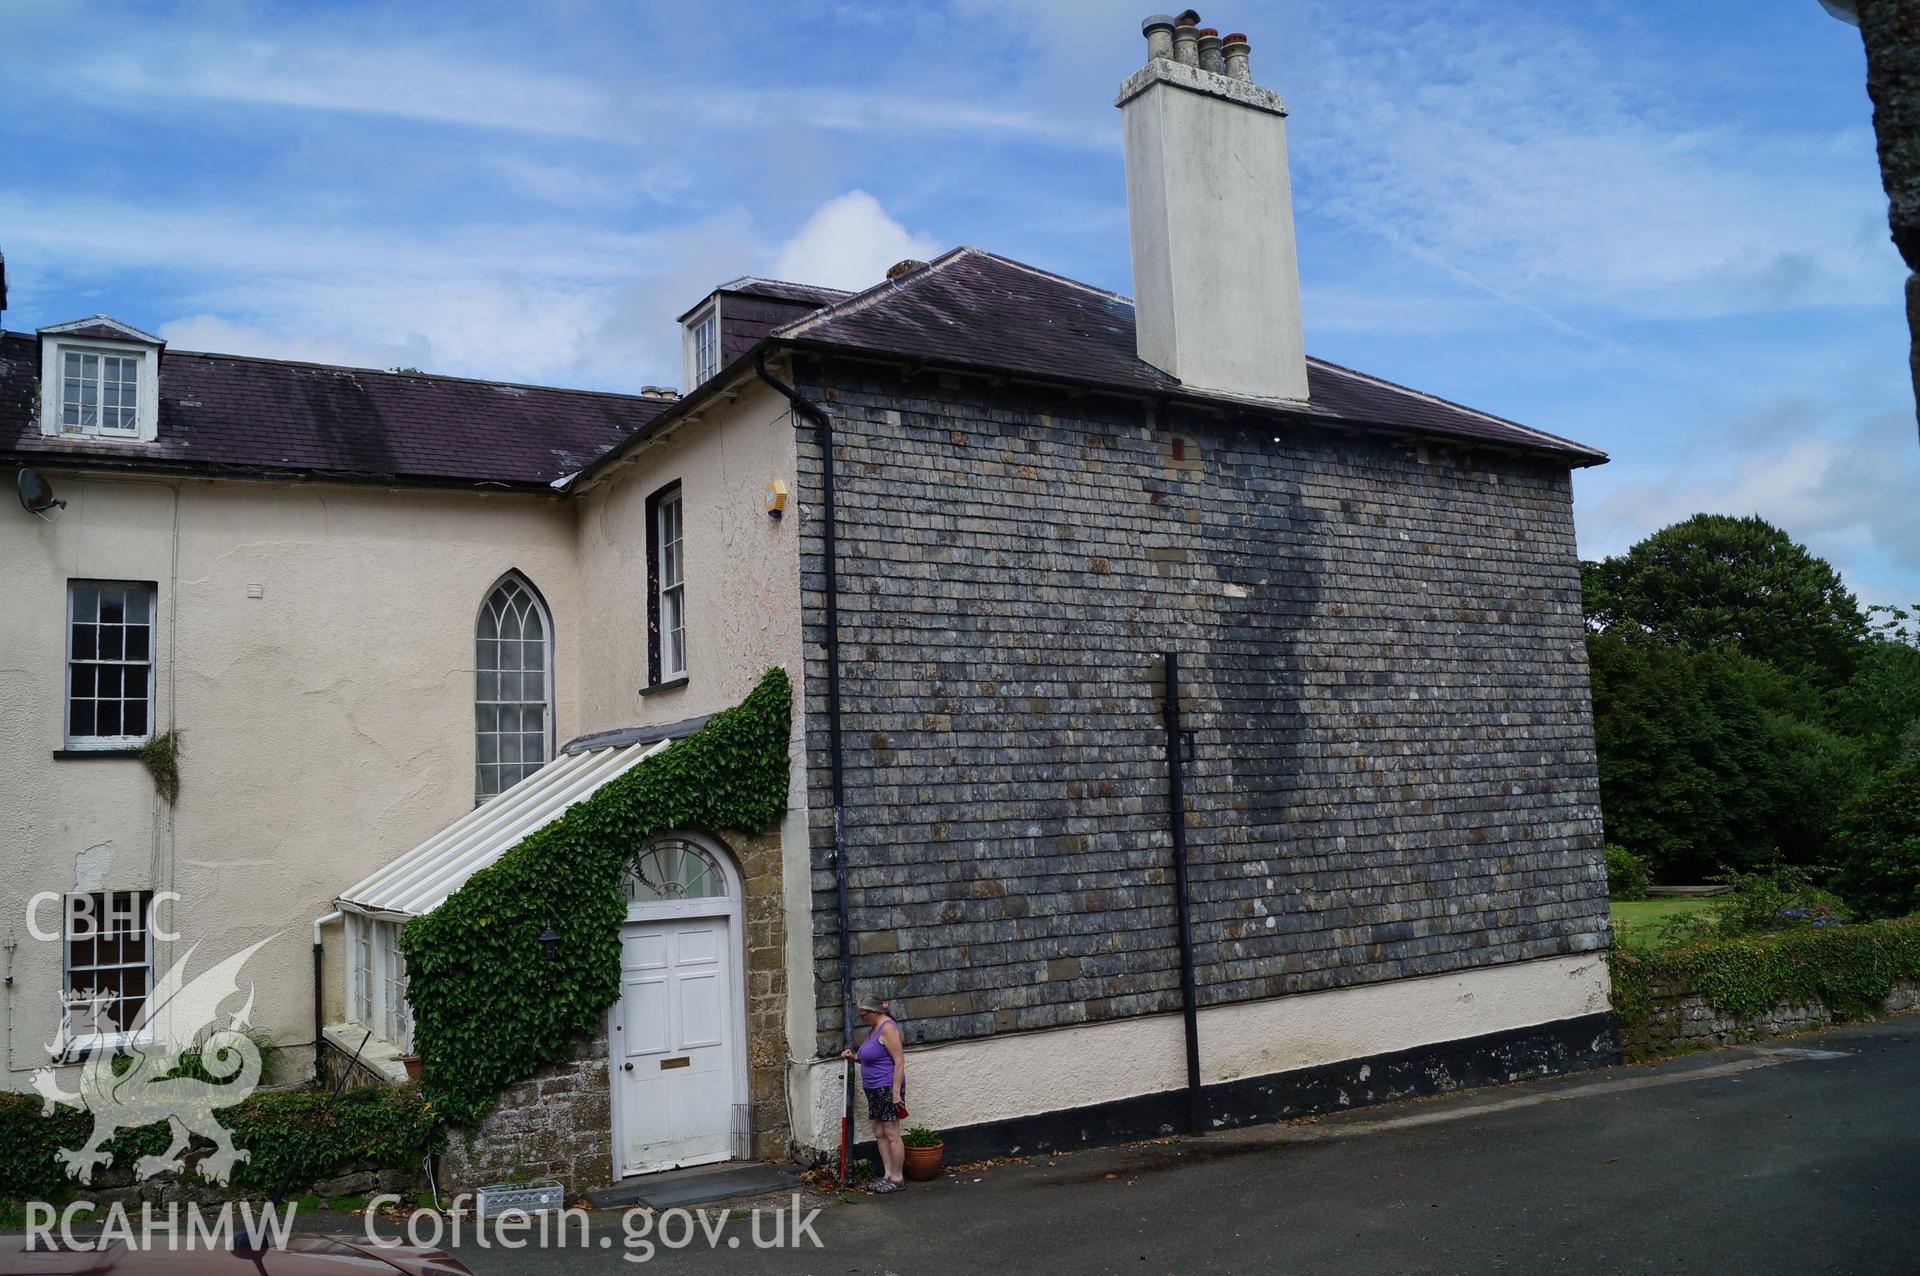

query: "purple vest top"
xmin=857 ymin=1018 xmax=896 ymax=1090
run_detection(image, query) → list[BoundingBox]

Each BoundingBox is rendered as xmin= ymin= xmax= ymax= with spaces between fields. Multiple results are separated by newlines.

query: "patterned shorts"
xmin=864 ymin=1085 xmax=902 ymax=1123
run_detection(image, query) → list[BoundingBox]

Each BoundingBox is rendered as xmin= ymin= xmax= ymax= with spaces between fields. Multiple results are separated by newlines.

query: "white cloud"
xmin=69 ymin=30 xmax=1108 ymax=151
xmin=0 ymin=191 xmax=762 ymax=390
xmin=1290 ymin=3 xmax=1899 ymax=325
xmin=490 ymin=157 xmax=694 ymax=210
xmin=1577 ymin=402 xmax=1920 ymax=608
xmin=770 ymin=192 xmax=942 ymax=291
xmin=81 ymin=39 xmax=619 ymax=140
xmin=157 ymin=315 xmax=424 ymax=374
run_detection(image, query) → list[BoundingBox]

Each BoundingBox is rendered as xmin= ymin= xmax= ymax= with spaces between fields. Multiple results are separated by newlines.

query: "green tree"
xmin=1838 ymin=603 xmax=1920 ymax=765
xmin=1832 ymin=754 xmax=1920 ymax=919
xmin=1587 ymin=633 xmax=1863 ymax=879
xmin=1582 ymin=514 xmax=1869 ymax=694
xmin=1588 ymin=634 xmax=1778 ymax=879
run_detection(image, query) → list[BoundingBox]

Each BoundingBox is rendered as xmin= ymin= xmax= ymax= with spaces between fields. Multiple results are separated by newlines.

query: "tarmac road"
xmin=434 ymin=1016 xmax=1919 ymax=1275
xmin=14 ymin=1017 xmax=1913 ymax=1274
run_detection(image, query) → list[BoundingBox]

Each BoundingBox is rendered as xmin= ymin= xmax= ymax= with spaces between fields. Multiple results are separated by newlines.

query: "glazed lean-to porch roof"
xmin=336 ymin=735 xmax=680 ymax=919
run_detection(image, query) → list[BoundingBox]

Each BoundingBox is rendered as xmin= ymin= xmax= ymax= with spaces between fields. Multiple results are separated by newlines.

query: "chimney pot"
xmin=1197 ymin=28 xmax=1224 ymax=75
xmin=1222 ymin=33 xmax=1251 ymax=82
xmin=1142 ymin=14 xmax=1176 ymax=63
xmin=1172 ymin=14 xmax=1201 ymax=66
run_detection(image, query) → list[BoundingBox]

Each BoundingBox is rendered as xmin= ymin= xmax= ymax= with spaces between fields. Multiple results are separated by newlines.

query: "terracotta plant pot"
xmin=399 ymin=1054 xmax=423 ymax=1081
xmin=902 ymin=1141 xmax=944 ymax=1182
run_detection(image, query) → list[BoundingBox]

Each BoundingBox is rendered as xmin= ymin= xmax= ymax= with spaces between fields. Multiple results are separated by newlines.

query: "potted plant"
xmin=901 ymin=1126 xmax=944 ymax=1181
xmin=399 ymin=1054 xmax=423 ymax=1081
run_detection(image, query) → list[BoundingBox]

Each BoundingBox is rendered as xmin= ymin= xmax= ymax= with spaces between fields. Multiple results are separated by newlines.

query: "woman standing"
xmin=841 ymin=994 xmax=906 ymax=1192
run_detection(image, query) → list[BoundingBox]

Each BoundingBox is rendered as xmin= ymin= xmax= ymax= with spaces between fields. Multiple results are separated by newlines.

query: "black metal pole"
xmin=311 ymin=936 xmax=325 ymax=1085
xmin=1162 ymin=649 xmax=1203 ymax=1135
xmin=754 ymin=352 xmax=857 ymax=1184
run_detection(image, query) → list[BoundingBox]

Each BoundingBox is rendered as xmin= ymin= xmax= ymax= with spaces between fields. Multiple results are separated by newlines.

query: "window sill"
xmin=640 ymin=676 xmax=689 ymax=698
xmin=323 ymin=1022 xmax=413 ymax=1084
xmin=50 ymin=1030 xmax=152 ymax=1063
xmin=53 ymin=746 xmax=147 ymax=759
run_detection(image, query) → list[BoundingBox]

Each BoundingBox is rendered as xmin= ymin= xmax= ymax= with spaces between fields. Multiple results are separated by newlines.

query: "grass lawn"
xmin=1610 ymin=896 xmax=1718 ymax=951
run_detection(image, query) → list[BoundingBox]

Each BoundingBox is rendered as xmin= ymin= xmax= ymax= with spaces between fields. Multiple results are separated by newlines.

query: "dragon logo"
xmin=33 ymin=936 xmax=276 ymax=1185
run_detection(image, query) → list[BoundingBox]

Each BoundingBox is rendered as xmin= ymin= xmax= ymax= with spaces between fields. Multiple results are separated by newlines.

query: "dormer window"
xmin=38 ymin=316 xmax=163 ymax=444
xmin=691 ymin=307 xmax=719 ymax=386
xmin=63 ymin=350 xmax=140 ymax=434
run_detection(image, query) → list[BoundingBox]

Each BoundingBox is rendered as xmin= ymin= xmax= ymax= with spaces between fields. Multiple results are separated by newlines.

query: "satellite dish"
xmin=17 ymin=467 xmax=67 ymax=515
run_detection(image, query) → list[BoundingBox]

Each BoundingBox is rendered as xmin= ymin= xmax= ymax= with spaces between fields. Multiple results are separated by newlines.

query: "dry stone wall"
xmin=1623 ymin=977 xmax=1920 ymax=1056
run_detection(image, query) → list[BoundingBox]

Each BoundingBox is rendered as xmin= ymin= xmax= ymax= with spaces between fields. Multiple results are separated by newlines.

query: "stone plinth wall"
xmin=1622 ymin=978 xmax=1920 ymax=1057
xmin=437 ymin=1024 xmax=614 ymax=1195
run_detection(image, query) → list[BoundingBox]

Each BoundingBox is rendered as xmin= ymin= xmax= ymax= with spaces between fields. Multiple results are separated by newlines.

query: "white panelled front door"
xmin=613 ymin=915 xmax=738 ymax=1174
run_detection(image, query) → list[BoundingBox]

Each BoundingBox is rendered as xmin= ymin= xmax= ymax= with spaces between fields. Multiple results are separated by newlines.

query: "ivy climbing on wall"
xmin=1609 ymin=915 xmax=1920 ymax=1037
xmin=401 ymin=667 xmax=792 ymax=1126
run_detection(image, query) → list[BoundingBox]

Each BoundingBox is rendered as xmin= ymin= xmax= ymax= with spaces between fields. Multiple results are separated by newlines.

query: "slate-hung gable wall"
xmin=795 ymin=361 xmax=1609 ymax=1056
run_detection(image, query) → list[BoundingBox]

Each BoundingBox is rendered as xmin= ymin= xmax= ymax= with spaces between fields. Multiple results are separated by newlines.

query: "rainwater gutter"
xmin=751 ymin=352 xmax=858 ymax=1179
xmin=312 ymin=910 xmax=340 ymax=1084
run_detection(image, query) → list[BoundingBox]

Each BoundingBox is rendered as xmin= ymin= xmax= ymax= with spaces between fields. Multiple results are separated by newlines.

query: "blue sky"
xmin=3 ymin=1 xmax=1914 ymax=606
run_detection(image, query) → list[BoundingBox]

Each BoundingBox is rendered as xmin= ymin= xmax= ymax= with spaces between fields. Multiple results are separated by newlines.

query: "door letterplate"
xmin=659 ymin=1057 xmax=690 ymax=1070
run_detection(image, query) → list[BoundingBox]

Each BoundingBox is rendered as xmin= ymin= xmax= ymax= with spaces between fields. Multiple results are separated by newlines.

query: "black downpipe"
xmin=312 ymin=936 xmax=325 ymax=1085
xmin=1162 ymin=649 xmax=1204 ymax=1135
xmin=753 ymin=352 xmax=857 ymax=1181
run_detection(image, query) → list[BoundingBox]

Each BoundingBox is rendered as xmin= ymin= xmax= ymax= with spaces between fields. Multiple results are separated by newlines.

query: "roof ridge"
xmin=39 ymin=314 xmax=167 ymax=345
xmin=772 ymin=245 xmax=982 ymax=340
xmin=969 ymin=250 xmax=1136 ymax=306
xmin=159 ymin=347 xmax=672 ymax=404
xmin=720 ymin=274 xmax=853 ymax=297
xmin=1302 ymin=356 xmax=1601 ymax=456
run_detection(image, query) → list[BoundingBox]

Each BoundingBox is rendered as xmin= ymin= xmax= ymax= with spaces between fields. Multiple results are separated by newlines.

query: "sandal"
xmin=869 ymin=1178 xmax=904 ymax=1194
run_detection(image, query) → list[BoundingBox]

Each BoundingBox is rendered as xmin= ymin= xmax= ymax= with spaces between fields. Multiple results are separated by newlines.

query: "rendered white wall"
xmin=570 ymin=376 xmax=814 ymax=1062
xmin=794 ymin=953 xmax=1612 ymax=1149
xmin=0 ymin=473 xmax=578 ymax=1089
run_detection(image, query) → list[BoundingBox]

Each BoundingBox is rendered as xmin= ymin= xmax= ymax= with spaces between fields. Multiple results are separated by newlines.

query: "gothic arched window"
xmin=475 ymin=573 xmax=553 ymax=801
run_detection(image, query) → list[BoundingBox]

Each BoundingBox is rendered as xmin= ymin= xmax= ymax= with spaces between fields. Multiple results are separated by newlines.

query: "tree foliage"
xmin=1582 ymin=513 xmax=1868 ymax=693
xmin=1832 ymin=754 xmax=1920 ymax=921
xmin=1583 ymin=515 xmax=1918 ymax=900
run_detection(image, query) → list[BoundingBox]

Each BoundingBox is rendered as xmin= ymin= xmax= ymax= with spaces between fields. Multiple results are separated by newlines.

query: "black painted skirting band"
xmin=855 ymin=1011 xmax=1619 ymax=1166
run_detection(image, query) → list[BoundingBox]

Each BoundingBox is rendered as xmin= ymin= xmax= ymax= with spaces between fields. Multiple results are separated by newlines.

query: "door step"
xmin=586 ymin=1162 xmax=801 ymax=1210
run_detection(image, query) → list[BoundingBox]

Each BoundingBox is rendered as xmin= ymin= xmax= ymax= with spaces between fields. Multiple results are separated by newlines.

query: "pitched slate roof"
xmin=3 ymin=246 xmax=1601 ymax=491
xmin=0 ymin=331 xmax=670 ymax=489
xmin=771 ymin=247 xmax=1607 ymax=466
xmin=707 ymin=278 xmax=853 ymax=368
xmin=675 ymin=276 xmax=851 ymax=323
xmin=718 ymin=277 xmax=852 ymax=308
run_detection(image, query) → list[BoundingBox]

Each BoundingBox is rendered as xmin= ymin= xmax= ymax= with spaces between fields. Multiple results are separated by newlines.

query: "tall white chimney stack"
xmin=1118 ymin=12 xmax=1308 ymax=403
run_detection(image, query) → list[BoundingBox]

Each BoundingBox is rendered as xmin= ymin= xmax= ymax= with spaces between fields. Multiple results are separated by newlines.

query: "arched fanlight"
xmin=622 ymin=837 xmax=729 ymax=903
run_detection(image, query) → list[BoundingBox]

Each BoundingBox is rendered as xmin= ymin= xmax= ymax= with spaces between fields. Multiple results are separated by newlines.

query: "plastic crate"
xmin=474 ymin=1179 xmax=565 ymax=1216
